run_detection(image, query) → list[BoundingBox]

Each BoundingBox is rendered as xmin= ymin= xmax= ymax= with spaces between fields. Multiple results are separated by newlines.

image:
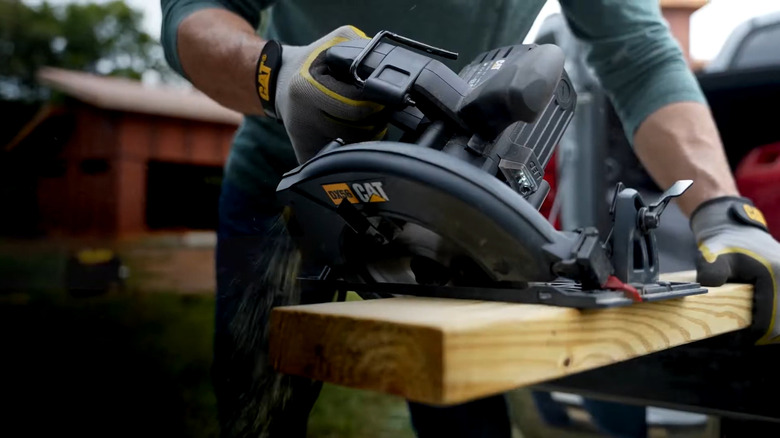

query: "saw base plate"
xmin=300 ymin=279 xmax=707 ymax=309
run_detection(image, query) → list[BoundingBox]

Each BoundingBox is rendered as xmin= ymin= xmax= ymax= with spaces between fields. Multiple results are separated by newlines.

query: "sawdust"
xmin=222 ymin=218 xmax=316 ymax=437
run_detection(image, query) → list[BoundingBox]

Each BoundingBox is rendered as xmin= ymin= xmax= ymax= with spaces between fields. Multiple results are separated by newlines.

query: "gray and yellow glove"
xmin=255 ymin=25 xmax=389 ymax=163
xmin=692 ymin=196 xmax=780 ymax=344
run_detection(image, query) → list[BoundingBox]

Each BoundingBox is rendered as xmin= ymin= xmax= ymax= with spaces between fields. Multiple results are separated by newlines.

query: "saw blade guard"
xmin=277 ymin=142 xmax=575 ymax=285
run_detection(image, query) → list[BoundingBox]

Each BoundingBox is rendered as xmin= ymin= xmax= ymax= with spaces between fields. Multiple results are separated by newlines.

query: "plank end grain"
xmin=271 ymin=273 xmax=752 ymax=405
xmin=270 ymin=300 xmax=445 ymax=402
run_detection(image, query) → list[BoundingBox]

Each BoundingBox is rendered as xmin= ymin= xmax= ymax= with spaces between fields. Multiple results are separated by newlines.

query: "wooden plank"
xmin=270 ymin=272 xmax=752 ymax=405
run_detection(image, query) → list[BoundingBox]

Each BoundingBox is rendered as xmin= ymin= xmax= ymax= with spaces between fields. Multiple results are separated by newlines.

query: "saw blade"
xmin=358 ymin=220 xmax=491 ymax=287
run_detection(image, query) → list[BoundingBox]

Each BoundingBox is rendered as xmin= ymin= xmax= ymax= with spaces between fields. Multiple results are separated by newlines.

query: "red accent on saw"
xmin=540 ymin=151 xmax=560 ymax=229
xmin=603 ymin=275 xmax=642 ymax=302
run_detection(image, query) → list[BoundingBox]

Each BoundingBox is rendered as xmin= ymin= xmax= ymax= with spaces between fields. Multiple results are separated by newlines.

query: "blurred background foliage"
xmin=0 ymin=0 xmax=171 ymax=102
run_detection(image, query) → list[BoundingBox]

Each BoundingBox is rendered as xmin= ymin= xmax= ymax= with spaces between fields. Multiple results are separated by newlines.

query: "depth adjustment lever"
xmin=638 ymin=180 xmax=693 ymax=233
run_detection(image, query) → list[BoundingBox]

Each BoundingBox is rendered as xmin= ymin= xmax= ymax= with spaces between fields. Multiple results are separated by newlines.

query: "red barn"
xmin=4 ymin=68 xmax=241 ymax=237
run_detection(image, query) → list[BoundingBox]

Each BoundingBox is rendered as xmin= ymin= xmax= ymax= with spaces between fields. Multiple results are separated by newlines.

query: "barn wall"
xmin=115 ymin=114 xmax=151 ymax=236
xmin=37 ymin=104 xmax=119 ymax=235
xmin=36 ymin=102 xmax=238 ymax=237
xmin=125 ymin=114 xmax=233 ymax=167
xmin=114 ymin=112 xmax=235 ymax=236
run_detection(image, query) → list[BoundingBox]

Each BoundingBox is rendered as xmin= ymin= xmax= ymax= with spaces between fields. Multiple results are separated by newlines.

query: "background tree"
xmin=0 ymin=0 xmax=170 ymax=102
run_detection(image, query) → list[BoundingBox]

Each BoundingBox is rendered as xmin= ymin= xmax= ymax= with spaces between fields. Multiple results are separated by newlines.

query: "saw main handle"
xmin=325 ymin=39 xmax=470 ymax=131
xmin=324 ymin=38 xmax=567 ymax=140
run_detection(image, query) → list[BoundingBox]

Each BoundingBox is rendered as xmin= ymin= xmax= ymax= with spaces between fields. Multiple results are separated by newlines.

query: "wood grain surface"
xmin=270 ymin=272 xmax=752 ymax=405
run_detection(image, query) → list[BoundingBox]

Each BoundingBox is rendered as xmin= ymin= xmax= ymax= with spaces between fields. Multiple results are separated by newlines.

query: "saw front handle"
xmin=324 ymin=30 xmax=567 ymax=141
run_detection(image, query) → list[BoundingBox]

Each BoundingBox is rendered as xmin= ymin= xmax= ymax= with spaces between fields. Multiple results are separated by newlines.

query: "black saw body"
xmin=276 ymin=31 xmax=706 ymax=308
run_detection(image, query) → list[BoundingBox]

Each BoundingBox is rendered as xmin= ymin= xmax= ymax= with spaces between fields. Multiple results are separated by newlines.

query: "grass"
xmin=0 ymin=284 xmax=421 ymax=438
xmin=309 ymin=385 xmax=414 ymax=438
xmin=0 ymin=246 xmax=417 ymax=437
xmin=0 ymin=288 xmax=218 ymax=437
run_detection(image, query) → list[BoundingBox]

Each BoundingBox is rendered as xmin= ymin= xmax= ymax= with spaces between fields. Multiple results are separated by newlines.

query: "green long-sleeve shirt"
xmin=161 ymin=0 xmax=705 ymax=200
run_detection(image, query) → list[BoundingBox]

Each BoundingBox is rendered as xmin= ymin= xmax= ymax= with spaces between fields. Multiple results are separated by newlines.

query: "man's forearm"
xmin=634 ymin=102 xmax=739 ymax=217
xmin=178 ymin=9 xmax=266 ymax=115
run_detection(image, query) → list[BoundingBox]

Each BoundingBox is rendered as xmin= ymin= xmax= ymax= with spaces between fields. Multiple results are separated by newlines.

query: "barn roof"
xmin=37 ymin=67 xmax=243 ymax=126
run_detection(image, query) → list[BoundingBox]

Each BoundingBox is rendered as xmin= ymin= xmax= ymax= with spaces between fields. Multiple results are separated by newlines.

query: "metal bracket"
xmin=607 ymin=180 xmax=693 ymax=285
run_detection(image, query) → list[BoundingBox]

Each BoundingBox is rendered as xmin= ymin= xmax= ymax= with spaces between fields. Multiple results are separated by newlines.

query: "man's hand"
xmin=692 ymin=197 xmax=780 ymax=344
xmin=178 ymin=14 xmax=388 ymax=160
xmin=271 ymin=25 xmax=389 ymax=163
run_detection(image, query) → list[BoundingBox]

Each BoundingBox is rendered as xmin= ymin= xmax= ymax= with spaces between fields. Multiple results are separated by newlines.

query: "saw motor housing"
xmin=324 ymin=32 xmax=575 ymax=209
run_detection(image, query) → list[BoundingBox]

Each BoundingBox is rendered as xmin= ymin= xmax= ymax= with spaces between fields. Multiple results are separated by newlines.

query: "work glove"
xmin=692 ymin=196 xmax=780 ymax=344
xmin=255 ymin=25 xmax=389 ymax=163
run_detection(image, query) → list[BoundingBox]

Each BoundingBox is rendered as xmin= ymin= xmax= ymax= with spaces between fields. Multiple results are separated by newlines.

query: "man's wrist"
xmin=255 ymin=40 xmax=283 ymax=119
xmin=690 ymin=196 xmax=752 ymax=219
xmin=690 ymin=195 xmax=769 ymax=238
xmin=633 ymin=102 xmax=740 ymax=217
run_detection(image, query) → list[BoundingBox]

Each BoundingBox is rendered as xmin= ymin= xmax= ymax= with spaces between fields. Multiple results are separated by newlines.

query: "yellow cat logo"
xmin=257 ymin=54 xmax=271 ymax=101
xmin=744 ymin=204 xmax=768 ymax=227
xmin=322 ymin=181 xmax=389 ymax=205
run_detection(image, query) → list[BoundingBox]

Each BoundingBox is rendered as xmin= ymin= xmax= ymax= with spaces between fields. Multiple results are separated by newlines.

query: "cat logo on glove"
xmin=257 ymin=54 xmax=271 ymax=101
xmin=744 ymin=204 xmax=768 ymax=227
xmin=322 ymin=181 xmax=389 ymax=205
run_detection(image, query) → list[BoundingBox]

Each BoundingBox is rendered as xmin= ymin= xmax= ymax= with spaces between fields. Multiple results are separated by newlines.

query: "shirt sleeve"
xmin=559 ymin=0 xmax=706 ymax=142
xmin=160 ymin=0 xmax=274 ymax=77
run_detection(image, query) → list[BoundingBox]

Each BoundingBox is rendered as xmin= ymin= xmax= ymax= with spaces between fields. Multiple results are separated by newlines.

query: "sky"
xmin=26 ymin=0 xmax=780 ymax=61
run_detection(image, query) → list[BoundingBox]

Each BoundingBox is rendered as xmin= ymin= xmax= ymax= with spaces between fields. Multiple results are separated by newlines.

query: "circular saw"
xmin=276 ymin=30 xmax=706 ymax=308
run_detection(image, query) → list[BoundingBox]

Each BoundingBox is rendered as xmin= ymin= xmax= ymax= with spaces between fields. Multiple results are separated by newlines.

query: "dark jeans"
xmin=214 ymin=181 xmax=512 ymax=437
